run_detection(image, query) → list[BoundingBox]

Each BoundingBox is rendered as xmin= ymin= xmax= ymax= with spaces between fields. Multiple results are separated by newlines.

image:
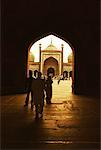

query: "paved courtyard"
xmin=1 ymin=80 xmax=100 ymax=150
xmin=52 ymin=79 xmax=72 ymax=102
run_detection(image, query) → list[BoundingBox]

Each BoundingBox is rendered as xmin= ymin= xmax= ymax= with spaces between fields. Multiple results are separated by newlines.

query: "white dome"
xmin=45 ymin=43 xmax=58 ymax=50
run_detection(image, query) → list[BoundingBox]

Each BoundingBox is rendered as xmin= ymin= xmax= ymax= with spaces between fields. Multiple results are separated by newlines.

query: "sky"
xmin=30 ymin=35 xmax=72 ymax=63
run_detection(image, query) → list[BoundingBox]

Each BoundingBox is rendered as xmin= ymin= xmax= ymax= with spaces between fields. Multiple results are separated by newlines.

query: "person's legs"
xmin=31 ymin=90 xmax=34 ymax=109
xmin=47 ymin=89 xmax=52 ymax=104
xmin=39 ymin=105 xmax=43 ymax=118
xmin=39 ymin=98 xmax=44 ymax=118
xmin=24 ymin=90 xmax=30 ymax=106
xmin=46 ymin=97 xmax=49 ymax=104
xmin=35 ymin=104 xmax=39 ymax=119
xmin=46 ymin=90 xmax=50 ymax=104
xmin=40 ymin=103 xmax=44 ymax=113
xmin=49 ymin=87 xmax=52 ymax=103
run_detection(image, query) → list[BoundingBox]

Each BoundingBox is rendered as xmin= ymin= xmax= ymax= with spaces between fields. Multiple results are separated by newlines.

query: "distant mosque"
xmin=28 ymin=41 xmax=72 ymax=78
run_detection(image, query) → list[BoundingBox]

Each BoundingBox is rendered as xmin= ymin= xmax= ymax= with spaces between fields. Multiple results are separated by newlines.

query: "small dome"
xmin=45 ymin=43 xmax=58 ymax=50
xmin=29 ymin=52 xmax=35 ymax=62
xmin=68 ymin=53 xmax=72 ymax=63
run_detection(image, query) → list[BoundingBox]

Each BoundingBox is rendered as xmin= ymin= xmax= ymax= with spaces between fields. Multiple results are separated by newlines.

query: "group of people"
xmin=24 ymin=70 xmax=53 ymax=119
xmin=57 ymin=72 xmax=68 ymax=84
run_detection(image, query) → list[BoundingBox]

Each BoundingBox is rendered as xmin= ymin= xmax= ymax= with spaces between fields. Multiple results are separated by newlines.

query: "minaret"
xmin=61 ymin=44 xmax=64 ymax=74
xmin=39 ymin=43 xmax=41 ymax=72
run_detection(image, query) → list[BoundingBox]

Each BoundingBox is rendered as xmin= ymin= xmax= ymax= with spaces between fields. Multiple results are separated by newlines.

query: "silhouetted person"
xmin=24 ymin=70 xmax=38 ymax=109
xmin=63 ymin=71 xmax=68 ymax=80
xmin=58 ymin=76 xmax=61 ymax=84
xmin=24 ymin=70 xmax=33 ymax=107
xmin=58 ymin=72 xmax=68 ymax=84
xmin=31 ymin=70 xmax=39 ymax=109
xmin=31 ymin=72 xmax=45 ymax=119
xmin=57 ymin=75 xmax=64 ymax=84
xmin=45 ymin=75 xmax=53 ymax=104
xmin=69 ymin=71 xmax=72 ymax=80
xmin=33 ymin=70 xmax=38 ymax=79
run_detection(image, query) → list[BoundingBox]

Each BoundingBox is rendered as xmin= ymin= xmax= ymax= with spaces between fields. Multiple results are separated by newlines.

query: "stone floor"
xmin=1 ymin=80 xmax=100 ymax=150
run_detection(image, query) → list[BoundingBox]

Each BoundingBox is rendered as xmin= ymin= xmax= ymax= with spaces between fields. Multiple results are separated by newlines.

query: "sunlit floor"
xmin=1 ymin=90 xmax=100 ymax=149
xmin=52 ymin=79 xmax=72 ymax=103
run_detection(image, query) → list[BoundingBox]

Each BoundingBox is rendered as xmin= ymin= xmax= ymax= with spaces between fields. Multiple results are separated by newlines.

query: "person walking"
xmin=45 ymin=75 xmax=53 ymax=104
xmin=31 ymin=72 xmax=45 ymax=119
xmin=24 ymin=70 xmax=33 ymax=108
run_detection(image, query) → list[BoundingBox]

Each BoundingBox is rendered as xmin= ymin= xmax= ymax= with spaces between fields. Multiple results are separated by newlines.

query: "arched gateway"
xmin=28 ymin=34 xmax=74 ymax=92
xmin=43 ymin=57 xmax=59 ymax=76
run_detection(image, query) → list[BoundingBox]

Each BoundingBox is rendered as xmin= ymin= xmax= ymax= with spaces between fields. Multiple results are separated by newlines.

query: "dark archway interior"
xmin=1 ymin=0 xmax=100 ymax=97
xmin=47 ymin=67 xmax=55 ymax=76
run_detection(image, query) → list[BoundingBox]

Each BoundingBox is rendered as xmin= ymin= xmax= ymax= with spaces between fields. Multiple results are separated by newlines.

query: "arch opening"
xmin=27 ymin=33 xmax=75 ymax=99
xmin=43 ymin=57 xmax=59 ymax=76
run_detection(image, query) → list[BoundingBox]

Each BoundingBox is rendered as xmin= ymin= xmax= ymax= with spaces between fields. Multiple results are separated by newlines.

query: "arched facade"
xmin=40 ymin=43 xmax=63 ymax=75
xmin=43 ymin=57 xmax=59 ymax=75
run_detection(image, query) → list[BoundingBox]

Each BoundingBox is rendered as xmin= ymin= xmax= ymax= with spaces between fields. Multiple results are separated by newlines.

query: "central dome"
xmin=45 ymin=43 xmax=58 ymax=50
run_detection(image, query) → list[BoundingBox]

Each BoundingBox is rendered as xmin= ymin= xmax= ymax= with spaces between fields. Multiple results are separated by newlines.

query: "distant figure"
xmin=31 ymin=70 xmax=38 ymax=109
xmin=58 ymin=78 xmax=61 ymax=84
xmin=58 ymin=75 xmax=62 ymax=84
xmin=57 ymin=75 xmax=64 ymax=84
xmin=69 ymin=71 xmax=72 ymax=80
xmin=63 ymin=71 xmax=68 ymax=80
xmin=45 ymin=75 xmax=53 ymax=104
xmin=58 ymin=71 xmax=68 ymax=84
xmin=31 ymin=72 xmax=45 ymax=119
xmin=24 ymin=70 xmax=33 ymax=108
xmin=33 ymin=70 xmax=38 ymax=79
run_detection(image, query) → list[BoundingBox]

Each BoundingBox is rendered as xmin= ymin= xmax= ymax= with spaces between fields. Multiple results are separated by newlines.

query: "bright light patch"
xmin=30 ymin=35 xmax=72 ymax=63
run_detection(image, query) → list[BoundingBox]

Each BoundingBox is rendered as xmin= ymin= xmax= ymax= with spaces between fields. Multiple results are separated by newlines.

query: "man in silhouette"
xmin=45 ymin=75 xmax=53 ymax=104
xmin=69 ymin=71 xmax=72 ymax=80
xmin=24 ymin=70 xmax=33 ymax=108
xmin=32 ymin=71 xmax=45 ymax=119
xmin=24 ymin=70 xmax=38 ymax=109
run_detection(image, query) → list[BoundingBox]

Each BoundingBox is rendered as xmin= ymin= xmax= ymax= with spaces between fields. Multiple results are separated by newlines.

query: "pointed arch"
xmin=27 ymin=32 xmax=75 ymax=93
xmin=43 ymin=57 xmax=59 ymax=76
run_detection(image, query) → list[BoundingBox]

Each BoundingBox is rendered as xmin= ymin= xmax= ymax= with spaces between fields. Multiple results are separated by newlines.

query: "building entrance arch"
xmin=43 ymin=57 xmax=59 ymax=76
xmin=27 ymin=32 xmax=75 ymax=93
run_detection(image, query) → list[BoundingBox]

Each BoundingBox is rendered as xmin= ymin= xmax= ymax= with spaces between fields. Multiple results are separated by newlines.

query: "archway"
xmin=27 ymin=32 xmax=75 ymax=94
xmin=43 ymin=57 xmax=59 ymax=76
